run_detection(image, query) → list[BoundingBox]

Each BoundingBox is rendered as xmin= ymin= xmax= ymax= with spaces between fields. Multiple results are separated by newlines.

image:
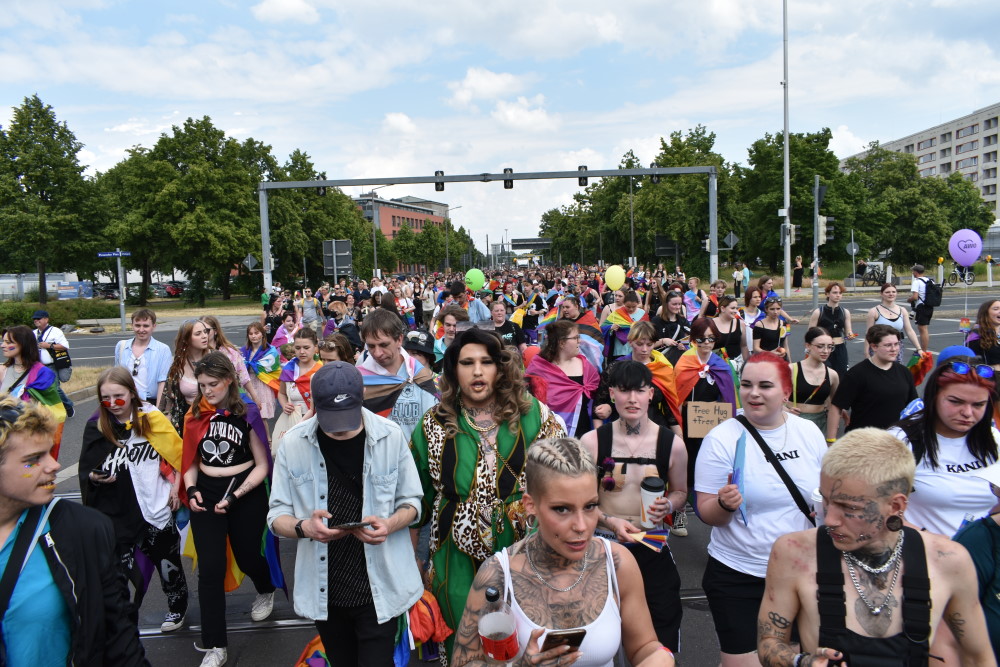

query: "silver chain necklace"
xmin=526 ymin=540 xmax=590 ymax=593
xmin=844 ymin=531 xmax=904 ymax=575
xmin=844 ymin=534 xmax=904 ymax=617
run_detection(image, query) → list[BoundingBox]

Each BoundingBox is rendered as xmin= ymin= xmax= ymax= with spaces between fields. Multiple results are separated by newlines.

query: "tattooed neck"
xmin=529 ymin=532 xmax=586 ymax=572
xmin=851 ymin=544 xmax=894 ymax=570
xmin=463 ymin=404 xmax=497 ymax=419
xmin=619 ymin=418 xmax=643 ymax=436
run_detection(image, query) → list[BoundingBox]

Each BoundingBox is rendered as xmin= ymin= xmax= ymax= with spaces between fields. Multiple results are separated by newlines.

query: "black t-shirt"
xmin=493 ymin=321 xmax=524 ymax=348
xmin=753 ymin=322 xmax=785 ymax=352
xmin=317 ymin=427 xmax=372 ymax=607
xmin=198 ymin=413 xmax=254 ymax=468
xmin=832 ymin=360 xmax=917 ymax=430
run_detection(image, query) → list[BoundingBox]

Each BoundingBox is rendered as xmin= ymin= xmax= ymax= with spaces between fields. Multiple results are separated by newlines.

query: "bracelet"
xmin=186 ymin=486 xmax=198 ymax=498
xmin=825 ymin=438 xmax=836 ymax=443
xmin=666 ymin=499 xmax=674 ymax=515
xmin=793 ymin=653 xmax=808 ymax=667
xmin=718 ymin=496 xmax=737 ymax=512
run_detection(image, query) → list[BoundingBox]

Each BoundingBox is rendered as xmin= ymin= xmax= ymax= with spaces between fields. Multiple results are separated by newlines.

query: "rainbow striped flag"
xmin=536 ymin=307 xmax=559 ymax=329
xmin=242 ymin=345 xmax=282 ymax=392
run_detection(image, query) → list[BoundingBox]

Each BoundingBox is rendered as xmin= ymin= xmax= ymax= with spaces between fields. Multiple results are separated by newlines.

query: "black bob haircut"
xmin=606 ymin=359 xmax=652 ymax=392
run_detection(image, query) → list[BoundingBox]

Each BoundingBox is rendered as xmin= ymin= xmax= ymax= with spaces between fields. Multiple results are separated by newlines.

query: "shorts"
xmin=914 ymin=303 xmax=933 ymax=326
xmin=702 ymin=556 xmax=766 ymax=655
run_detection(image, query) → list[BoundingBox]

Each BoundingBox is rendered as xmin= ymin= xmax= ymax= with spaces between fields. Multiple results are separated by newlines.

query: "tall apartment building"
xmin=843 ymin=102 xmax=999 ymax=213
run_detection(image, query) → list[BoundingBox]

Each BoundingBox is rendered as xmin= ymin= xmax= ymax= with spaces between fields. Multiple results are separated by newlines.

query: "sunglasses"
xmin=950 ymin=361 xmax=995 ymax=379
xmin=764 ymin=297 xmax=782 ymax=305
xmin=0 ymin=403 xmax=25 ymax=426
xmin=693 ymin=337 xmax=716 ymax=344
xmin=132 ymin=358 xmax=141 ymax=376
xmin=101 ymin=398 xmax=128 ymax=407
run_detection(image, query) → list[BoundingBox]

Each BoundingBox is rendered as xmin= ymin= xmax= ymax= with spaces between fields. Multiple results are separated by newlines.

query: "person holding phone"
xmin=268 ymin=361 xmax=423 ymax=665
xmin=449 ymin=437 xmax=674 ymax=667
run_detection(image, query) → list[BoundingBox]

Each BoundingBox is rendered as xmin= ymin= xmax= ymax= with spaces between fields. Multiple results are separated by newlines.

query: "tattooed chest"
xmin=510 ymin=569 xmax=609 ymax=628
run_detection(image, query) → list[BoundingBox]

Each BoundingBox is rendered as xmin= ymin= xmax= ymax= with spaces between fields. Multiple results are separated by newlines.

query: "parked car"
xmin=165 ymin=281 xmax=185 ymax=297
xmin=93 ymin=283 xmax=119 ymax=300
xmin=149 ymin=283 xmax=168 ymax=298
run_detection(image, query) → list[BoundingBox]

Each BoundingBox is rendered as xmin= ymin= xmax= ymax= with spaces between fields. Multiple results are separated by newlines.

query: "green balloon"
xmin=465 ymin=269 xmax=486 ymax=292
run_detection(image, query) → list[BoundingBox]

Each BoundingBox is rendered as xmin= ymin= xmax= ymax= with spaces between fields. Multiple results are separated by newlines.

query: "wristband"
xmin=659 ymin=646 xmax=674 ymax=657
xmin=825 ymin=438 xmax=836 ymax=443
xmin=186 ymin=486 xmax=199 ymax=499
xmin=224 ymin=493 xmax=237 ymax=506
xmin=718 ymin=496 xmax=736 ymax=512
xmin=793 ymin=653 xmax=808 ymax=667
xmin=294 ymin=519 xmax=306 ymax=539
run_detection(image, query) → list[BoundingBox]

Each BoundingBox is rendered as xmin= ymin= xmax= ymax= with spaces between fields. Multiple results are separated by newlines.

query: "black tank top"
xmin=793 ymin=363 xmax=831 ymax=405
xmin=818 ymin=305 xmax=845 ymax=338
xmin=816 ymin=527 xmax=930 ymax=667
xmin=713 ymin=319 xmax=742 ymax=359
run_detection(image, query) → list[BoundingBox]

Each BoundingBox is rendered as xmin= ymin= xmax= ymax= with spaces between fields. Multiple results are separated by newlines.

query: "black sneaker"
xmin=65 ymin=405 xmax=75 ymax=418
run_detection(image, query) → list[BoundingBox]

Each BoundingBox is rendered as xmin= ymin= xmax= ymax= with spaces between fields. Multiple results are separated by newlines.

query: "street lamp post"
xmin=445 ymin=204 xmax=461 ymax=274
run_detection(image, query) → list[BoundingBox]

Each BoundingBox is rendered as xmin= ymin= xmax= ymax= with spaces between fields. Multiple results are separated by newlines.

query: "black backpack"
xmin=921 ymin=277 xmax=942 ymax=308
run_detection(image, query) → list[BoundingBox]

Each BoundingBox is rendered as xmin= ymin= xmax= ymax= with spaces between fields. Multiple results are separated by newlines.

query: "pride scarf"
xmin=357 ymin=349 xmax=437 ymax=417
xmin=673 ymin=348 xmax=738 ymax=411
xmin=181 ymin=397 xmax=286 ymax=594
xmin=573 ymin=311 xmax=605 ymax=372
xmin=600 ymin=308 xmax=648 ymax=358
xmin=525 ymin=354 xmax=599 ymax=432
xmin=242 ymin=344 xmax=282 ymax=392
xmin=623 ymin=350 xmax=683 ymax=424
xmin=279 ymin=359 xmax=324 ymax=410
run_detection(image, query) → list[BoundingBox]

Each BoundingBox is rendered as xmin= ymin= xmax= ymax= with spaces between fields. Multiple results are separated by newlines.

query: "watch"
xmin=294 ymin=519 xmax=306 ymax=539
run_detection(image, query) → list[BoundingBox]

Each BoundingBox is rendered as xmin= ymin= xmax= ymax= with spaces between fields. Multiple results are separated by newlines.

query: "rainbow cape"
xmin=622 ymin=350 xmax=682 ymax=425
xmin=600 ymin=308 xmax=649 ymax=358
xmin=357 ymin=350 xmax=438 ymax=418
xmin=673 ymin=348 xmax=739 ymax=411
xmin=181 ymin=397 xmax=286 ymax=594
xmin=14 ymin=363 xmax=66 ymax=457
xmin=279 ymin=359 xmax=324 ymax=410
xmin=573 ymin=310 xmax=605 ymax=372
xmin=242 ymin=344 xmax=282 ymax=392
xmin=525 ymin=354 xmax=600 ymax=432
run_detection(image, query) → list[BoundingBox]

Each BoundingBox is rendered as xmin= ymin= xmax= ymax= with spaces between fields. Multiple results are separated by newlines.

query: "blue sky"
xmin=3 ymin=0 xmax=1000 ymax=254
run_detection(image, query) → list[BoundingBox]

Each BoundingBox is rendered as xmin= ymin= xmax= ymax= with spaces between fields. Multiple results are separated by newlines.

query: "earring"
xmin=886 ymin=514 xmax=903 ymax=532
xmin=526 ymin=514 xmax=537 ymax=531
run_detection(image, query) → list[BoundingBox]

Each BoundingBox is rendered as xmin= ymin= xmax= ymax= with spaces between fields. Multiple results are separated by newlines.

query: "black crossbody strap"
xmin=735 ymin=415 xmax=815 ymax=526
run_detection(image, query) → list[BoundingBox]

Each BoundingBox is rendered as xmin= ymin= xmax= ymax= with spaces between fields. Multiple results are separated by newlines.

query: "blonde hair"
xmin=0 ymin=395 xmax=55 ymax=463
xmin=525 ymin=437 xmax=597 ymax=496
xmin=822 ymin=428 xmax=914 ymax=497
xmin=627 ymin=320 xmax=656 ymax=343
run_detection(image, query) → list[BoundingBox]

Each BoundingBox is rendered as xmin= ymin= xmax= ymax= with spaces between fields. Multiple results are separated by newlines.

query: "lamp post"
xmin=445 ymin=204 xmax=462 ymax=274
xmin=367 ymin=185 xmax=392 ymax=278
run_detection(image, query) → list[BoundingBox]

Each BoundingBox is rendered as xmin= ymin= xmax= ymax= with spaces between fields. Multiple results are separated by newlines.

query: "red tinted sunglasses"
xmin=101 ymin=398 xmax=128 ymax=407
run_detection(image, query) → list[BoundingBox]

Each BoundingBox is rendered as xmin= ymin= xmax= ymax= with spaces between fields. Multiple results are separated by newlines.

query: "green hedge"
xmin=0 ymin=300 xmax=120 ymax=329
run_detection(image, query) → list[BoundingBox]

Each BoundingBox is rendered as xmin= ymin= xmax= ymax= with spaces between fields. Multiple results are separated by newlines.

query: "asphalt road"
xmin=51 ymin=286 xmax=995 ymax=666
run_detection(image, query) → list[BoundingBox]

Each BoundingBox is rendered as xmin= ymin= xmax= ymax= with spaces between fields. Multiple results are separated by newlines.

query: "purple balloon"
xmin=948 ymin=229 xmax=983 ymax=267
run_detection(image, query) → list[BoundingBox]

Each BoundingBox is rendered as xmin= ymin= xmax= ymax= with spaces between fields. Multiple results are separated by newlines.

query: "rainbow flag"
xmin=600 ymin=308 xmax=648 ymax=358
xmin=242 ymin=344 xmax=282 ymax=392
xmin=536 ymin=307 xmax=559 ymax=330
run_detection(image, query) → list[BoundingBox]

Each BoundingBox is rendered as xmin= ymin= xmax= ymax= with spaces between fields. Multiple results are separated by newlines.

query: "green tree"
xmin=740 ymin=128 xmax=843 ymax=271
xmin=416 ymin=219 xmax=445 ymax=271
xmin=391 ymin=222 xmax=420 ymax=273
xmin=0 ymin=95 xmax=98 ymax=302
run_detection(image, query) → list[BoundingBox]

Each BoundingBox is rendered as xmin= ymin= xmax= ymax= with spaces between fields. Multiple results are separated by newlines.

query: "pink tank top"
xmin=497 ymin=538 xmax=621 ymax=667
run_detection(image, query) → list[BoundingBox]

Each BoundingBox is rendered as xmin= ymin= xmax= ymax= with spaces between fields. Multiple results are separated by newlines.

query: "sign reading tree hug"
xmin=686 ymin=401 xmax=733 ymax=438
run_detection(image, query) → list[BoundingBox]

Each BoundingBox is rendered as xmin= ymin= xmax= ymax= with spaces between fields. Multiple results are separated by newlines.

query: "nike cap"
xmin=312 ymin=361 xmax=364 ymax=434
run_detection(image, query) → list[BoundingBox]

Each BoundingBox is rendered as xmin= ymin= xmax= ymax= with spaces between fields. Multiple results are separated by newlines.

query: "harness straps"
xmin=596 ymin=422 xmax=673 ymax=482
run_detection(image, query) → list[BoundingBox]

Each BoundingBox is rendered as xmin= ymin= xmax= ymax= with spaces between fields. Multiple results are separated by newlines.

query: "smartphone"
xmin=329 ymin=521 xmax=372 ymax=531
xmin=540 ymin=628 xmax=587 ymax=652
xmin=91 ymin=467 xmax=110 ymax=478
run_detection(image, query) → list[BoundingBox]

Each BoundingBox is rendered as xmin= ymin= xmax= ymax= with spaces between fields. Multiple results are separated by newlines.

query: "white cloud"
xmin=250 ymin=0 xmax=320 ymax=24
xmin=447 ymin=67 xmax=528 ymax=109
xmin=491 ymin=95 xmax=557 ymax=132
xmin=382 ymin=112 xmax=416 ymax=134
xmin=830 ymin=125 xmax=869 ymax=160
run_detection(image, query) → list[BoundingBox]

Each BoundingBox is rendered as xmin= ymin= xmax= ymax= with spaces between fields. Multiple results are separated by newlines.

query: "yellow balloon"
xmin=605 ymin=265 xmax=625 ymax=291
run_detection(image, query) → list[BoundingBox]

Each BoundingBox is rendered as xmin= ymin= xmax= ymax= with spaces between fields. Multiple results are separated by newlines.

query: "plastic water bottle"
xmin=479 ymin=586 xmax=518 ymax=664
xmin=954 ymin=512 xmax=977 ymax=538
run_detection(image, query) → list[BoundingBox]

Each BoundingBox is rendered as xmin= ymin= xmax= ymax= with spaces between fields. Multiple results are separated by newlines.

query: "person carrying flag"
xmin=602 ymin=290 xmax=649 ymax=360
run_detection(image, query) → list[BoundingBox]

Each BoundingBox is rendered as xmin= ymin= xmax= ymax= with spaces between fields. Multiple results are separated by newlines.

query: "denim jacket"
xmin=267 ymin=409 xmax=424 ymax=623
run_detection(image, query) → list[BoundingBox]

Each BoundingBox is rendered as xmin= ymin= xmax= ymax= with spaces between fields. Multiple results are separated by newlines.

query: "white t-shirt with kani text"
xmin=695 ymin=415 xmax=826 ymax=578
xmin=889 ymin=426 xmax=1000 ymax=536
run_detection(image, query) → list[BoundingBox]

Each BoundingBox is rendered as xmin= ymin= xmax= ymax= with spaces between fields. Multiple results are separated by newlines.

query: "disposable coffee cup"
xmin=811 ymin=488 xmax=824 ymax=525
xmin=639 ymin=477 xmax=666 ymax=529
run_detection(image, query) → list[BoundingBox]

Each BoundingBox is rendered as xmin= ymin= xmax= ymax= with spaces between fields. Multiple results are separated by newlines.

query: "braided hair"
xmin=525 ymin=437 xmax=597 ymax=496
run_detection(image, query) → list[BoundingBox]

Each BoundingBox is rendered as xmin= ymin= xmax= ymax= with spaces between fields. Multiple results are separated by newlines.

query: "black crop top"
xmin=198 ymin=413 xmax=254 ymax=468
xmin=793 ymin=362 xmax=831 ymax=405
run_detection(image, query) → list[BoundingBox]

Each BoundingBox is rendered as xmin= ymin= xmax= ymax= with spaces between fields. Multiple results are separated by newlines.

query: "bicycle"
xmin=946 ymin=263 xmax=975 ymax=286
xmin=861 ymin=267 xmax=886 ymax=287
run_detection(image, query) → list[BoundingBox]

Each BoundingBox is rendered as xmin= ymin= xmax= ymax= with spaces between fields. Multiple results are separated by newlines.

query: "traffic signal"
xmin=825 ymin=216 xmax=835 ymax=242
xmin=703 ymin=238 xmax=711 ymax=251
xmin=435 ymin=170 xmax=445 ymax=192
xmin=503 ymin=168 xmax=513 ymax=189
xmin=817 ymin=217 xmax=827 ymax=245
xmin=650 ymin=162 xmax=660 ymax=184
xmin=317 ymin=171 xmax=327 ymax=196
xmin=578 ymin=166 xmax=588 ymax=187
xmin=788 ymin=224 xmax=797 ymax=245
xmin=270 ymin=255 xmax=278 ymax=268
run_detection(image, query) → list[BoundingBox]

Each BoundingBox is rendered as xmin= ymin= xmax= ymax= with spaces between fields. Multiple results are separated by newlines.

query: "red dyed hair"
xmin=935 ymin=364 xmax=997 ymax=395
xmin=743 ymin=351 xmax=793 ymax=395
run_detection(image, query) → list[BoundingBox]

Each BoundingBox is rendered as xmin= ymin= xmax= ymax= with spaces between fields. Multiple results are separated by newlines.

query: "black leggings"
xmin=315 ymin=603 xmax=398 ymax=667
xmin=626 ymin=542 xmax=682 ymax=652
xmin=190 ymin=469 xmax=275 ymax=648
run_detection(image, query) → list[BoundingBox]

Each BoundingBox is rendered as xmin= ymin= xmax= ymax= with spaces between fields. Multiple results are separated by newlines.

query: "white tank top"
xmin=497 ymin=538 xmax=621 ymax=667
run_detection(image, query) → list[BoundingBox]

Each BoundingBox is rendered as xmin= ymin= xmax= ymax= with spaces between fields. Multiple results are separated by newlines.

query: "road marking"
xmin=55 ymin=463 xmax=78 ymax=484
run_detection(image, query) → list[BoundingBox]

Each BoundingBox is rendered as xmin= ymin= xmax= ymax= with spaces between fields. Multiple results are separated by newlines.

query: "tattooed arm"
xmin=933 ymin=539 xmax=996 ymax=667
xmin=758 ymin=534 xmax=843 ymax=667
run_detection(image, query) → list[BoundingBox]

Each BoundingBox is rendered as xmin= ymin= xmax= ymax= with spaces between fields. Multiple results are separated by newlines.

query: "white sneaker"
xmin=671 ymin=510 xmax=688 ymax=537
xmin=195 ymin=646 xmax=227 ymax=667
xmin=160 ymin=611 xmax=185 ymax=632
xmin=250 ymin=591 xmax=274 ymax=621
